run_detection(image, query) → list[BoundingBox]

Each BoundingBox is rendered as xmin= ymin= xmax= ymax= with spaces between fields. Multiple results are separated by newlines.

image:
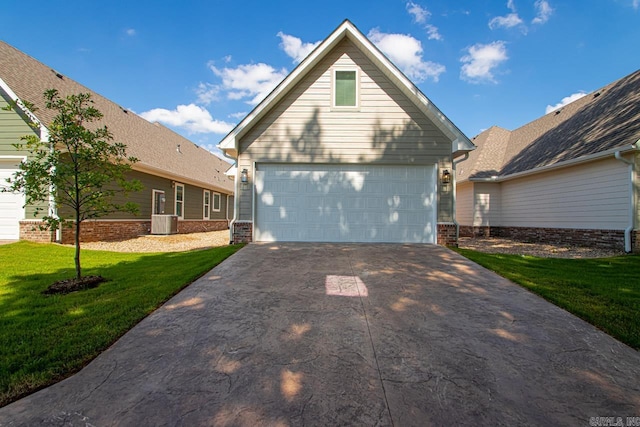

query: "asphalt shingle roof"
xmin=0 ymin=41 xmax=233 ymax=194
xmin=459 ymin=68 xmax=640 ymax=181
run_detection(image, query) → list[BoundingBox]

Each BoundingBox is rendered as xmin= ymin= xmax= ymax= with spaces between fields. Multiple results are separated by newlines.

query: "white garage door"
xmin=255 ymin=164 xmax=437 ymax=243
xmin=0 ymin=160 xmax=25 ymax=240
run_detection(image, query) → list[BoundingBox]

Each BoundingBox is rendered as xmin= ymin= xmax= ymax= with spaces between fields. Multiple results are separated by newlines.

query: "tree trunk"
xmin=75 ymin=218 xmax=82 ymax=279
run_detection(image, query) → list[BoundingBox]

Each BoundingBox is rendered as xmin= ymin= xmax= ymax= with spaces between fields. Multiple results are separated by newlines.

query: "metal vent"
xmin=151 ymin=215 xmax=178 ymax=235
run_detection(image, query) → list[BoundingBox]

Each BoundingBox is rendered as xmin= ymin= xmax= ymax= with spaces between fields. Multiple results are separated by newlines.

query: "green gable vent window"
xmin=334 ymin=70 xmax=357 ymax=107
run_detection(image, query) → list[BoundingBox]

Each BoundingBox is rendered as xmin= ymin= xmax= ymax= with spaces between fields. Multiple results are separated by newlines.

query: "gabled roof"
xmin=0 ymin=41 xmax=233 ymax=194
xmin=460 ymin=68 xmax=640 ymax=182
xmin=218 ymin=19 xmax=474 ymax=158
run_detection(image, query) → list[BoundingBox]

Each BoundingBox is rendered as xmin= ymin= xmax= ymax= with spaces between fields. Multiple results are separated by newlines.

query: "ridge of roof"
xmin=218 ymin=20 xmax=474 ymax=157
xmin=460 ymin=68 xmax=640 ymax=179
xmin=0 ymin=40 xmax=233 ymax=194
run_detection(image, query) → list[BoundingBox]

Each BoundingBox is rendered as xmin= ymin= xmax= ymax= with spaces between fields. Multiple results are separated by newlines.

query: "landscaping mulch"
xmin=42 ymin=275 xmax=106 ymax=295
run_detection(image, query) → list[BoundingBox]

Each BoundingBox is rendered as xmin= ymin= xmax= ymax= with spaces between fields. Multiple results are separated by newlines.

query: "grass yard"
xmin=453 ymin=248 xmax=640 ymax=350
xmin=0 ymin=241 xmax=243 ymax=407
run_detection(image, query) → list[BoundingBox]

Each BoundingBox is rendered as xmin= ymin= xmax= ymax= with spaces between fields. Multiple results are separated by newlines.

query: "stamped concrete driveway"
xmin=1 ymin=243 xmax=639 ymax=426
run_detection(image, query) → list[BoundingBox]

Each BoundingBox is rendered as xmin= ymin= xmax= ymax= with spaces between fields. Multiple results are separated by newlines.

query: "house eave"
xmin=133 ymin=163 xmax=233 ymax=195
xmin=469 ymin=145 xmax=638 ymax=183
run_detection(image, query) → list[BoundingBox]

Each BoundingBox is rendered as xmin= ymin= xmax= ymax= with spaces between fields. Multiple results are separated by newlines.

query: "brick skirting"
xmin=437 ymin=223 xmax=458 ymax=247
xmin=458 ymin=225 xmax=636 ymax=252
xmin=232 ymin=221 xmax=459 ymax=246
xmin=177 ymin=220 xmax=229 ymax=234
xmin=18 ymin=221 xmax=56 ymax=243
xmin=232 ymin=221 xmax=253 ymax=244
xmin=20 ymin=219 xmax=229 ymax=244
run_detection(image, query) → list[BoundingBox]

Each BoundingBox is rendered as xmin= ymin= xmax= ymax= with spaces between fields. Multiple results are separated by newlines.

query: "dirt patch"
xmin=458 ymin=237 xmax=625 ymax=259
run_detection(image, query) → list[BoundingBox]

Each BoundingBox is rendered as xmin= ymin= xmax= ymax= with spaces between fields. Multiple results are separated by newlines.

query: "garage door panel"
xmin=255 ymin=164 xmax=436 ymax=243
xmin=0 ymin=161 xmax=25 ymax=240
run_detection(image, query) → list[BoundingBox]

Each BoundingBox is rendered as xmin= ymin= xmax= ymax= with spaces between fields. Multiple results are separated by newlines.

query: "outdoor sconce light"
xmin=441 ymin=169 xmax=451 ymax=185
xmin=240 ymin=168 xmax=249 ymax=189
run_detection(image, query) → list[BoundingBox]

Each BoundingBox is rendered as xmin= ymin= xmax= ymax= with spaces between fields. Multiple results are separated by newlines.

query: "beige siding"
xmin=0 ymin=92 xmax=39 ymax=157
xmin=237 ymin=38 xmax=453 ymax=222
xmin=500 ymin=158 xmax=629 ymax=229
xmin=456 ymin=182 xmax=473 ymax=226
xmin=1 ymin=91 xmax=48 ymax=218
xmin=473 ymin=182 xmax=501 ymax=227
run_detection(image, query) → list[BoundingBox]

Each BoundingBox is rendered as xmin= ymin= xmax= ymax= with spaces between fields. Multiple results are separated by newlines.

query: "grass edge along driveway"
xmin=0 ymin=241 xmax=243 ymax=407
xmin=453 ymin=248 xmax=640 ymax=351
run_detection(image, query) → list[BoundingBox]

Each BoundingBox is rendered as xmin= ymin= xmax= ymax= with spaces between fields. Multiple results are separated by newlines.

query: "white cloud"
xmin=545 ymin=91 xmax=586 ymax=114
xmin=489 ymin=0 xmax=525 ymax=30
xmin=406 ymin=2 xmax=443 ymax=41
xmin=367 ymin=29 xmax=445 ymax=82
xmin=125 ymin=28 xmax=136 ymax=36
xmin=489 ymin=13 xmax=524 ymax=29
xmin=210 ymin=63 xmax=288 ymax=105
xmin=532 ymin=0 xmax=554 ymax=24
xmin=425 ymin=24 xmax=443 ymax=41
xmin=140 ymin=104 xmax=234 ymax=134
xmin=229 ymin=111 xmax=248 ymax=119
xmin=460 ymin=41 xmax=508 ymax=83
xmin=407 ymin=1 xmax=430 ymax=24
xmin=195 ymin=82 xmax=219 ymax=105
xmin=277 ymin=32 xmax=321 ymax=63
xmin=634 ymin=0 xmax=639 ymax=10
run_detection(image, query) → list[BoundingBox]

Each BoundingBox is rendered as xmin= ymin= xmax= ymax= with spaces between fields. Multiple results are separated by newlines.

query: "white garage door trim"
xmin=0 ymin=157 xmax=26 ymax=240
xmin=254 ymin=163 xmax=437 ymax=243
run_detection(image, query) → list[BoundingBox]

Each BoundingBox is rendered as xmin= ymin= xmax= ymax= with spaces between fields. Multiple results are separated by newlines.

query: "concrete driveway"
xmin=1 ymin=244 xmax=639 ymax=426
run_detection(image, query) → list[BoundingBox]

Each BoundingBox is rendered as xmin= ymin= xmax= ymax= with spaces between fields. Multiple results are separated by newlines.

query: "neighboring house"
xmin=219 ymin=20 xmax=475 ymax=245
xmin=456 ymin=69 xmax=640 ymax=252
xmin=0 ymin=41 xmax=234 ymax=243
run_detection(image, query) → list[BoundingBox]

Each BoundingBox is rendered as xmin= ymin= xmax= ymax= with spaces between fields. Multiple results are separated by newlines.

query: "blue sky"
xmin=2 ymin=0 xmax=639 ymax=158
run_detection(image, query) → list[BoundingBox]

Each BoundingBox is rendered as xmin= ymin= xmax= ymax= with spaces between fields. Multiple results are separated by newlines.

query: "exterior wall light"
xmin=240 ymin=169 xmax=248 ymax=184
xmin=441 ymin=169 xmax=451 ymax=185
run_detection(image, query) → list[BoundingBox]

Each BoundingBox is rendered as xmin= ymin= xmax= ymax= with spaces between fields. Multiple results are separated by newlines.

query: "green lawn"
xmin=0 ymin=241 xmax=243 ymax=407
xmin=453 ymin=248 xmax=640 ymax=350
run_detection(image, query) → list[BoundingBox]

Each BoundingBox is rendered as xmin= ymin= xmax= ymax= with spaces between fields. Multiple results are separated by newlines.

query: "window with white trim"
xmin=175 ymin=183 xmax=184 ymax=219
xmin=203 ymin=190 xmax=210 ymax=220
xmin=333 ymin=68 xmax=358 ymax=108
xmin=212 ymin=192 xmax=221 ymax=212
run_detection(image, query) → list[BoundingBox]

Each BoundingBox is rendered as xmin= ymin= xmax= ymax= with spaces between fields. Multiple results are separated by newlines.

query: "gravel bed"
xmin=458 ymin=237 xmax=625 ymax=259
xmin=69 ymin=230 xmax=231 ymax=253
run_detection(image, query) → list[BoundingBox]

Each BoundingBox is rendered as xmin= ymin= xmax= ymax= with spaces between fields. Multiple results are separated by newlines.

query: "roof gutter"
xmin=614 ymin=145 xmax=637 ymax=253
xmin=451 ymin=152 xmax=470 ymax=244
xmin=469 ymin=145 xmax=638 ymax=183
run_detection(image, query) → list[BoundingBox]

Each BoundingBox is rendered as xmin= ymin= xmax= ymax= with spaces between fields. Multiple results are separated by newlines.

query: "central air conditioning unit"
xmin=151 ymin=215 xmax=178 ymax=235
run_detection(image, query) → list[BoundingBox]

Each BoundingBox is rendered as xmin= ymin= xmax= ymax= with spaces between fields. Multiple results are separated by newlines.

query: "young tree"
xmin=7 ymin=89 xmax=142 ymax=280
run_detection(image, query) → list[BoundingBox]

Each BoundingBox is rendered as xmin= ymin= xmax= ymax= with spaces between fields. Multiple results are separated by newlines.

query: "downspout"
xmin=615 ymin=150 xmax=635 ymax=253
xmin=452 ymin=152 xmax=470 ymax=244
xmin=222 ymin=150 xmax=239 ymax=244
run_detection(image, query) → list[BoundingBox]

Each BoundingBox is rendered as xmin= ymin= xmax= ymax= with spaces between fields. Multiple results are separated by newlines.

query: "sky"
xmin=2 ymin=0 xmax=639 ymax=160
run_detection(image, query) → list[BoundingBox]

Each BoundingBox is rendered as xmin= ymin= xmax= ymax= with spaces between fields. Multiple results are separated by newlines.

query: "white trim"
xmin=203 ymin=189 xmax=211 ymax=219
xmin=331 ymin=67 xmax=360 ymax=110
xmin=174 ymin=182 xmax=185 ymax=220
xmin=152 ymin=189 xmax=166 ymax=215
xmin=212 ymin=192 xmax=221 ymax=212
xmin=251 ymin=161 xmax=256 ymax=242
